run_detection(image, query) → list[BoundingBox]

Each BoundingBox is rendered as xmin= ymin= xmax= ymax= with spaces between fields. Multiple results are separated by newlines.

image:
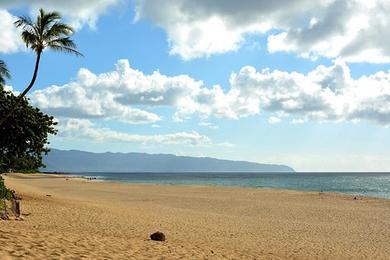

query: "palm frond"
xmin=15 ymin=15 xmax=40 ymax=36
xmin=44 ymin=22 xmax=74 ymax=40
xmin=39 ymin=9 xmax=61 ymax=34
xmin=0 ymin=60 xmax=11 ymax=86
xmin=21 ymin=30 xmax=39 ymax=49
xmin=14 ymin=15 xmax=34 ymax=28
xmin=47 ymin=37 xmax=76 ymax=48
xmin=15 ymin=8 xmax=82 ymax=56
xmin=48 ymin=44 xmax=83 ymax=56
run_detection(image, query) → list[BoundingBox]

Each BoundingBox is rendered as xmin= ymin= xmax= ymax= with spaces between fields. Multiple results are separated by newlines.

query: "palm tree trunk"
xmin=0 ymin=51 xmax=42 ymax=127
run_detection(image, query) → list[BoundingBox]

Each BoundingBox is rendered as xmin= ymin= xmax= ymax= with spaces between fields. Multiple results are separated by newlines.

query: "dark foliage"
xmin=0 ymin=60 xmax=11 ymax=86
xmin=0 ymin=177 xmax=12 ymax=200
xmin=0 ymin=87 xmax=57 ymax=172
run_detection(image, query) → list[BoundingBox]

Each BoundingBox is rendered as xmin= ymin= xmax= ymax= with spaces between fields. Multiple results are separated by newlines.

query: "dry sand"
xmin=1 ymin=173 xmax=390 ymax=259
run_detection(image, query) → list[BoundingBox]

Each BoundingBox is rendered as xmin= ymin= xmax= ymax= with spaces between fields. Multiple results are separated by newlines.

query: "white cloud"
xmin=30 ymin=59 xmax=204 ymax=124
xmin=179 ymin=61 xmax=390 ymax=126
xmin=268 ymin=116 xmax=281 ymax=124
xmin=0 ymin=10 xmax=23 ymax=53
xmin=30 ymin=59 xmax=390 ymax=126
xmin=57 ymin=118 xmax=213 ymax=146
xmin=135 ymin=0 xmax=275 ymax=60
xmin=267 ymin=0 xmax=390 ymax=63
xmin=0 ymin=0 xmax=121 ymax=29
xmin=218 ymin=61 xmax=390 ymax=125
xmin=31 ymin=61 xmax=161 ymax=124
xmin=135 ymin=0 xmax=390 ymax=62
xmin=29 ymin=59 xmax=261 ymax=122
xmin=2 ymin=85 xmax=19 ymax=95
xmin=199 ymin=122 xmax=218 ymax=129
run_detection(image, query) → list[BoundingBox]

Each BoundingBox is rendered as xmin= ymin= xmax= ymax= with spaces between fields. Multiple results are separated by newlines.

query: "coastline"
xmin=1 ymin=173 xmax=390 ymax=259
xmin=42 ymin=171 xmax=390 ymax=200
xmin=7 ymin=171 xmax=390 ymax=201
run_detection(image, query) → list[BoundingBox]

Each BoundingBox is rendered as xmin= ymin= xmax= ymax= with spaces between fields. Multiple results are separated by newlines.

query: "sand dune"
xmin=1 ymin=173 xmax=390 ymax=259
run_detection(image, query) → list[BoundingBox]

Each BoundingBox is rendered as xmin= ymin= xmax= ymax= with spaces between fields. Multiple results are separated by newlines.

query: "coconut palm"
xmin=0 ymin=8 xmax=82 ymax=126
xmin=15 ymin=9 xmax=82 ymax=94
xmin=0 ymin=60 xmax=11 ymax=87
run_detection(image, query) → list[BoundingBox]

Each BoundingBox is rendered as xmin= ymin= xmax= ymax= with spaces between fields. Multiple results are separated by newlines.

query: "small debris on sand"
xmin=150 ymin=231 xmax=166 ymax=241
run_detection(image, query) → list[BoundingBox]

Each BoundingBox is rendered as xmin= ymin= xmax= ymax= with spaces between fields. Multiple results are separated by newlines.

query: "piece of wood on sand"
xmin=11 ymin=199 xmax=21 ymax=218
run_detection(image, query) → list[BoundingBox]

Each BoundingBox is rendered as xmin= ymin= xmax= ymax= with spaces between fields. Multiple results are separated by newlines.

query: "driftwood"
xmin=11 ymin=199 xmax=20 ymax=217
xmin=10 ymin=190 xmax=21 ymax=217
xmin=0 ymin=191 xmax=21 ymax=220
xmin=0 ymin=199 xmax=8 ymax=220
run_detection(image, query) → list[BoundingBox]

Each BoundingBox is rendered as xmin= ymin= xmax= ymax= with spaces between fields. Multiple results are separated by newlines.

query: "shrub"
xmin=0 ymin=86 xmax=57 ymax=172
xmin=0 ymin=176 xmax=12 ymax=200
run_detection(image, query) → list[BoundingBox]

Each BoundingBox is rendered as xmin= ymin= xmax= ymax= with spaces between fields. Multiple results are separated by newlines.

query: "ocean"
xmin=66 ymin=172 xmax=390 ymax=199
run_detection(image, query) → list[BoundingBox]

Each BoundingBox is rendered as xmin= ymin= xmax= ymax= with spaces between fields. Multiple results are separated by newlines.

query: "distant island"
xmin=42 ymin=149 xmax=295 ymax=173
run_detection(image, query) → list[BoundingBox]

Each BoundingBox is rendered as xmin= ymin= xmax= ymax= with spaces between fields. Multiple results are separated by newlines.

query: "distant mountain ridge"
xmin=42 ymin=149 xmax=295 ymax=173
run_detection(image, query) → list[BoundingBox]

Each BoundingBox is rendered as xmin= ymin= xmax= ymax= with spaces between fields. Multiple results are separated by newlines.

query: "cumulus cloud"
xmin=268 ymin=0 xmax=390 ymax=63
xmin=134 ymin=0 xmax=280 ymax=59
xmin=31 ymin=61 xmax=161 ymax=124
xmin=268 ymin=117 xmax=281 ymax=124
xmin=30 ymin=59 xmax=390 ymax=126
xmin=29 ymin=59 xmax=259 ymax=122
xmin=0 ymin=10 xmax=23 ymax=53
xmin=0 ymin=0 xmax=121 ymax=29
xmin=57 ymin=118 xmax=213 ymax=146
xmin=215 ymin=61 xmax=390 ymax=125
xmin=135 ymin=0 xmax=390 ymax=62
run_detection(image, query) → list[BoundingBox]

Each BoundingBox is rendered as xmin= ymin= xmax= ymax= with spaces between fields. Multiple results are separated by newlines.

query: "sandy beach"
xmin=1 ymin=174 xmax=390 ymax=259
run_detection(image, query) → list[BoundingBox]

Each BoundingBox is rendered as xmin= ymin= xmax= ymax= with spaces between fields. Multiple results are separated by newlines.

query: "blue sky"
xmin=2 ymin=0 xmax=390 ymax=171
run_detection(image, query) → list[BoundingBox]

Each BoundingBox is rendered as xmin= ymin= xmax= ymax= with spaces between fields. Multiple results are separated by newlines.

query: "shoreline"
xmin=18 ymin=171 xmax=390 ymax=201
xmin=2 ymin=173 xmax=390 ymax=259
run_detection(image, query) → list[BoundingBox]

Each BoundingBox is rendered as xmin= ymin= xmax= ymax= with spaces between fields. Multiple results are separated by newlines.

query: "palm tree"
xmin=0 ymin=60 xmax=11 ymax=87
xmin=0 ymin=8 xmax=82 ymax=126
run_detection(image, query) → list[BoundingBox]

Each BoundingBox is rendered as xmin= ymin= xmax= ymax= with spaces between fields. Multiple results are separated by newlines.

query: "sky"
xmin=1 ymin=0 xmax=390 ymax=171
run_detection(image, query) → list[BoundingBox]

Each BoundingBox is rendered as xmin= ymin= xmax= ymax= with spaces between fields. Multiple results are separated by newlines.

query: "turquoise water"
xmin=68 ymin=172 xmax=390 ymax=199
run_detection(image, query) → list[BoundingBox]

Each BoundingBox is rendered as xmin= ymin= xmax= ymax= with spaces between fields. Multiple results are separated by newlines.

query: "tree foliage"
xmin=0 ymin=176 xmax=12 ymax=200
xmin=0 ymin=60 xmax=11 ymax=86
xmin=0 ymin=87 xmax=57 ymax=172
